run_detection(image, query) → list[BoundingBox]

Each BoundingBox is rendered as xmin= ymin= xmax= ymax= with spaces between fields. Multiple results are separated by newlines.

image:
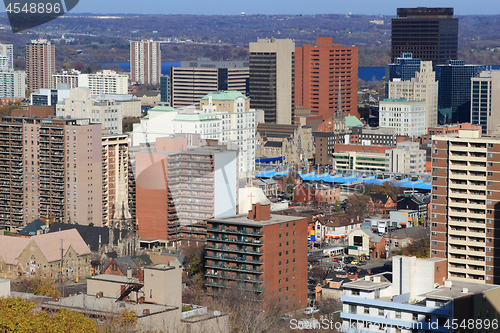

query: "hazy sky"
xmin=62 ymin=0 xmax=500 ymax=15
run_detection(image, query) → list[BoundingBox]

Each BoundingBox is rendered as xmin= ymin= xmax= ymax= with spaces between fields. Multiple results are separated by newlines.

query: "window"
xmin=412 ymin=313 xmax=418 ymax=321
xmin=351 ymin=289 xmax=360 ymax=296
xmin=395 ymin=311 xmax=401 ymax=319
xmin=364 ymin=307 xmax=369 ymax=314
xmin=379 ymin=309 xmax=384 ymax=316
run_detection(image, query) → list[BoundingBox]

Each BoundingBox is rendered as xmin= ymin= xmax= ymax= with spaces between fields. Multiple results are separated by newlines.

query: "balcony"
xmin=205 ymin=244 xmax=263 ymax=256
xmin=206 ymin=235 xmax=263 ymax=246
xmin=204 ymin=280 xmax=263 ymax=293
xmin=205 ymin=273 xmax=263 ymax=283
xmin=205 ymin=254 xmax=263 ymax=265
xmin=208 ymin=227 xmax=262 ymax=237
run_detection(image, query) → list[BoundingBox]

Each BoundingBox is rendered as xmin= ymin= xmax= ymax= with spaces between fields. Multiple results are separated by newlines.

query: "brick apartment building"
xmin=295 ymin=37 xmax=359 ymax=120
xmin=431 ymin=129 xmax=500 ymax=284
xmin=26 ymin=39 xmax=55 ymax=91
xmin=0 ymin=116 xmax=102 ymax=228
xmin=204 ymin=203 xmax=308 ymax=311
xmin=134 ymin=136 xmax=237 ymax=246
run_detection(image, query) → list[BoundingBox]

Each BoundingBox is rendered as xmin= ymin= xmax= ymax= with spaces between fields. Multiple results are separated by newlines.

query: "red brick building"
xmin=293 ymin=183 xmax=339 ymax=204
xmin=204 ymin=203 xmax=308 ymax=311
xmin=333 ymin=143 xmax=394 ymax=154
xmin=368 ymin=194 xmax=397 ymax=214
xmin=420 ymin=123 xmax=481 ymax=146
xmin=295 ymin=37 xmax=359 ymax=120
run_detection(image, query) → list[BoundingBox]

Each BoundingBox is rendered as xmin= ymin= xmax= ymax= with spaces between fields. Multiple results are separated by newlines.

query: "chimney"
xmin=462 ymin=288 xmax=469 ymax=294
xmin=127 ymin=268 xmax=132 ymax=279
xmin=444 ymin=280 xmax=453 ymax=288
xmin=143 ymin=309 xmax=150 ymax=315
xmin=96 ymin=292 xmax=103 ymax=298
xmin=248 ymin=203 xmax=271 ymax=221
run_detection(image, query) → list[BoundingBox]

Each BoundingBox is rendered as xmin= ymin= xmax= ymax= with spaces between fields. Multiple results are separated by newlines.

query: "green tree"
xmin=334 ymin=200 xmax=343 ymax=214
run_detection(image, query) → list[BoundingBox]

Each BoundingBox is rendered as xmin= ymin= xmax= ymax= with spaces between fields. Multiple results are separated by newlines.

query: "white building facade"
xmin=379 ymin=99 xmax=426 ymax=137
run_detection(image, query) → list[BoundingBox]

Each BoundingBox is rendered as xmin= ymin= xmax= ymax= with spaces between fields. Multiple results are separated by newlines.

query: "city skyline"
xmin=1 ymin=0 xmax=497 ymax=16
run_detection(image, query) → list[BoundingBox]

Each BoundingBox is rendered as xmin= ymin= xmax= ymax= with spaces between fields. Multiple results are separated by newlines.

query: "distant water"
xmin=97 ymin=61 xmax=181 ymax=75
xmin=358 ymin=67 xmax=385 ymax=82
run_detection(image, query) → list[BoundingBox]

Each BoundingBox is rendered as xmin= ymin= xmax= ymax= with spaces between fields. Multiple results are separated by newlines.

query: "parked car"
xmin=350 ymin=260 xmax=359 ymax=265
xmin=332 ymin=258 xmax=340 ymax=262
xmin=304 ymin=307 xmax=320 ymax=315
xmin=357 ymin=261 xmax=366 ymax=266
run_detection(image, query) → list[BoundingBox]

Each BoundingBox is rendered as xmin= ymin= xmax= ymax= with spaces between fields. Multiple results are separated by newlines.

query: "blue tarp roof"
xmin=255 ymin=156 xmax=283 ymax=163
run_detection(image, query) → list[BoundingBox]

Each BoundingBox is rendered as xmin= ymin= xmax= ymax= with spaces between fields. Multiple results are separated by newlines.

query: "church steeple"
xmin=333 ymin=77 xmax=345 ymax=132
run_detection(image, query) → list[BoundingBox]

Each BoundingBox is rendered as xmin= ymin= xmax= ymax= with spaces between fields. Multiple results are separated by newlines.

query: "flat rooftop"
xmin=208 ymin=213 xmax=307 ymax=227
xmin=342 ymin=273 xmax=392 ymax=291
xmin=42 ymin=294 xmax=177 ymax=317
xmin=419 ymin=280 xmax=500 ymax=301
xmin=89 ymin=274 xmax=139 ymax=284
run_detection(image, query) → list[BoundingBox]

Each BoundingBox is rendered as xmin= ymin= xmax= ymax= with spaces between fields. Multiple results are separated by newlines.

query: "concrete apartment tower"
xmin=130 ymin=38 xmax=161 ymax=85
xmin=249 ymin=38 xmax=295 ymax=125
xmin=387 ymin=61 xmax=438 ymax=130
xmin=471 ymin=70 xmax=500 ymax=135
xmin=295 ymin=37 xmax=359 ymax=120
xmin=431 ymin=129 xmax=500 ymax=284
xmin=0 ymin=44 xmax=13 ymax=70
xmin=391 ymin=7 xmax=458 ymax=65
xmin=26 ymin=39 xmax=55 ymax=91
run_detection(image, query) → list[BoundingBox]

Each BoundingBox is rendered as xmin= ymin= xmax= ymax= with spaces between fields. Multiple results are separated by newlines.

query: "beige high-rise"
xmin=249 ymin=38 xmax=295 ymax=124
xmin=0 ymin=116 xmax=102 ymax=228
xmin=388 ymin=61 xmax=438 ymax=130
xmin=26 ymin=39 xmax=55 ymax=91
xmin=431 ymin=129 xmax=500 ymax=284
xmin=471 ymin=70 xmax=500 ymax=135
xmin=130 ymin=38 xmax=161 ymax=85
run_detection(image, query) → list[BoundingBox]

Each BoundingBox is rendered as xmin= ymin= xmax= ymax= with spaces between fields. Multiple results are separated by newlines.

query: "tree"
xmin=397 ymin=237 xmax=430 ymax=258
xmin=346 ymin=194 xmax=370 ymax=220
xmin=0 ymin=297 xmax=97 ymax=332
xmin=377 ymin=181 xmax=404 ymax=202
xmin=334 ymin=200 xmax=343 ymax=214
xmin=182 ymin=243 xmax=204 ymax=278
xmin=12 ymin=277 xmax=61 ymax=297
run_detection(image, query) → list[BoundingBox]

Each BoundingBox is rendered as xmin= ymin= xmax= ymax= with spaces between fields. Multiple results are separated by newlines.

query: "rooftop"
xmin=419 ymin=280 xmax=500 ymax=301
xmin=201 ymin=90 xmax=249 ymax=101
xmin=342 ymin=273 xmax=392 ymax=291
xmin=208 ymin=213 xmax=307 ymax=227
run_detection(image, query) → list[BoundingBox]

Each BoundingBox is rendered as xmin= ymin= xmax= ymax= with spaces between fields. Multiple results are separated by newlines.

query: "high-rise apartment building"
xmin=295 ymin=37 xmax=358 ymax=120
xmin=134 ymin=137 xmax=237 ymax=245
xmin=431 ymin=129 xmax=500 ymax=284
xmin=471 ymin=70 xmax=500 ymax=135
xmin=170 ymin=61 xmax=249 ymax=108
xmin=52 ymin=69 xmax=81 ymax=89
xmin=391 ymin=7 xmax=458 ymax=65
xmin=56 ymin=87 xmax=123 ymax=134
xmin=204 ymin=203 xmax=308 ymax=311
xmin=102 ymin=134 xmax=131 ymax=227
xmin=0 ymin=116 xmax=102 ymax=228
xmin=26 ymin=39 xmax=55 ymax=91
xmin=249 ymin=38 xmax=295 ymax=124
xmin=0 ymin=70 xmax=25 ymax=98
xmin=79 ymin=70 xmax=129 ymax=95
xmin=388 ymin=61 xmax=439 ymax=130
xmin=435 ymin=60 xmax=486 ymax=124
xmin=0 ymin=43 xmax=13 ymax=70
xmin=130 ymin=38 xmax=161 ymax=85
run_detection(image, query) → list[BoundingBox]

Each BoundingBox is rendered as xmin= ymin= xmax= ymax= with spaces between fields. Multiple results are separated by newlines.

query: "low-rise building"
xmin=385 ymin=225 xmax=430 ymax=253
xmin=0 ymin=229 xmax=91 ymax=280
xmin=385 ymin=141 xmax=427 ymax=174
xmin=315 ymin=213 xmax=361 ymax=243
xmin=347 ymin=228 xmax=385 ymax=258
xmin=340 ymin=256 xmax=500 ymax=333
xmin=332 ymin=150 xmax=386 ymax=172
xmin=293 ymin=183 xmax=339 ymax=204
xmin=368 ymin=194 xmax=397 ymax=214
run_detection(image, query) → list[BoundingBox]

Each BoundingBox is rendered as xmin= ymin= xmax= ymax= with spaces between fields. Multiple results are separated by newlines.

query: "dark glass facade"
xmin=471 ymin=80 xmax=491 ymax=134
xmin=435 ymin=60 xmax=486 ymax=124
xmin=160 ymin=75 xmax=171 ymax=105
xmin=391 ymin=7 xmax=458 ymax=65
xmin=249 ymin=52 xmax=278 ymax=123
xmin=385 ymin=53 xmax=422 ymax=96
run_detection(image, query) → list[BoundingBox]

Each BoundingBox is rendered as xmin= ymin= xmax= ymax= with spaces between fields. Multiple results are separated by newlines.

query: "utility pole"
xmin=60 ymin=239 xmax=64 ymax=297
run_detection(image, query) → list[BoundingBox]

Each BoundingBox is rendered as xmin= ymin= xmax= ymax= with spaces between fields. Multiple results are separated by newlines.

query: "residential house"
xmin=314 ymin=214 xmax=361 ymax=243
xmin=18 ymin=219 xmax=48 ymax=237
xmin=384 ymin=225 xmax=430 ymax=253
xmin=368 ymin=193 xmax=396 ymax=214
xmin=253 ymin=178 xmax=278 ymax=197
xmin=103 ymin=254 xmax=153 ymax=278
xmin=397 ymin=195 xmax=428 ymax=223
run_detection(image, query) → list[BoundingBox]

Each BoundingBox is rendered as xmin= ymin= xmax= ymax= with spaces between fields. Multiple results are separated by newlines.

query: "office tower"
xmin=0 ymin=70 xmax=25 ymax=98
xmin=391 ymin=7 xmax=458 ymax=65
xmin=200 ymin=90 xmax=255 ymax=178
xmin=295 ymin=37 xmax=358 ymax=120
xmin=471 ymin=71 xmax=500 ymax=135
xmin=160 ymin=75 xmax=171 ymax=105
xmin=134 ymin=137 xmax=237 ymax=245
xmin=0 ymin=43 xmax=13 ymax=70
xmin=0 ymin=117 xmax=101 ymax=228
xmin=204 ymin=203 xmax=308 ymax=310
xmin=102 ymin=134 xmax=131 ymax=227
xmin=388 ymin=61 xmax=439 ymax=130
xmin=26 ymin=39 xmax=55 ymax=91
xmin=385 ymin=53 xmax=422 ymax=97
xmin=431 ymin=129 xmax=500 ymax=284
xmin=379 ymin=99 xmax=426 ymax=136
xmin=130 ymin=38 xmax=161 ymax=85
xmin=435 ymin=60 xmax=486 ymax=124
xmin=55 ymin=87 xmax=123 ymax=134
xmin=170 ymin=60 xmax=249 ymax=108
xmin=249 ymin=38 xmax=295 ymax=124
